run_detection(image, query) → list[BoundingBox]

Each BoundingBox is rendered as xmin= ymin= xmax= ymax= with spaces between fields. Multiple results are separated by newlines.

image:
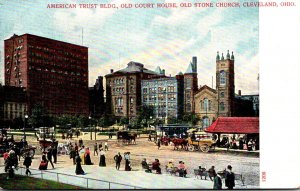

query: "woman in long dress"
xmin=124 ymin=152 xmax=131 ymax=171
xmin=84 ymin=147 xmax=93 ymax=165
xmin=75 ymin=153 xmax=85 ymax=175
xmin=99 ymin=149 xmax=106 ymax=167
xmin=79 ymin=146 xmax=85 ymax=165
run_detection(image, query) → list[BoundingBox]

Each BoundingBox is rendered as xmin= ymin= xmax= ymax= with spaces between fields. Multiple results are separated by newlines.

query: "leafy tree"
xmin=136 ymin=105 xmax=155 ymax=128
xmin=182 ymin=112 xmax=201 ymax=125
xmin=28 ymin=103 xmax=52 ymax=128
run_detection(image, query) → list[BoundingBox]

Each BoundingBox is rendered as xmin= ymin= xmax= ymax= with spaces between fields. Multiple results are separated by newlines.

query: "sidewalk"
xmin=0 ymin=165 xmax=257 ymax=189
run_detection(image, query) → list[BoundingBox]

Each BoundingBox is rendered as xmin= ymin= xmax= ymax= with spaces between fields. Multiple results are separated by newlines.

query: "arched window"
xmin=220 ymin=92 xmax=225 ymax=98
xmin=220 ymin=102 xmax=225 ymax=111
xmin=203 ymin=116 xmax=210 ymax=128
xmin=204 ymin=98 xmax=209 ymax=111
xmin=220 ymin=70 xmax=226 ymax=85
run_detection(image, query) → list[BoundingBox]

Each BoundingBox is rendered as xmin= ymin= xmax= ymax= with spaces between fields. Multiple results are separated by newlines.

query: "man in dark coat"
xmin=23 ymin=152 xmax=32 ymax=176
xmin=225 ymin=165 xmax=235 ymax=189
xmin=47 ymin=147 xmax=55 ymax=169
xmin=52 ymin=142 xmax=58 ymax=163
xmin=114 ymin=152 xmax=122 ymax=170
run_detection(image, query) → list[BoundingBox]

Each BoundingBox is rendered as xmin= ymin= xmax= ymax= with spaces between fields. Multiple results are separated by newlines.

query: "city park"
xmin=0 ymin=104 xmax=259 ymax=189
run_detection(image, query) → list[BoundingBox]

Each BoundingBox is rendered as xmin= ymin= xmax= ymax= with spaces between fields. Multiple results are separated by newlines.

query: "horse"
xmin=170 ymin=138 xmax=188 ymax=151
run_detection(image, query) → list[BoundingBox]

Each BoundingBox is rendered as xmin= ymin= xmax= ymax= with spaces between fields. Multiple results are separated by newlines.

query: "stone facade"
xmin=194 ymin=51 xmax=257 ymax=128
xmin=194 ymin=85 xmax=217 ymax=128
xmin=0 ymin=85 xmax=27 ymax=121
xmin=105 ymin=61 xmax=162 ymax=118
xmin=141 ymin=75 xmax=184 ymax=119
xmin=216 ymin=50 xmax=235 ymax=117
xmin=183 ymin=56 xmax=198 ymax=113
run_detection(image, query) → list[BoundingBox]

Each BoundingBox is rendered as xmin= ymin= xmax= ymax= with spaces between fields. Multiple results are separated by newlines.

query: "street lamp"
xmin=89 ymin=116 xmax=92 ymax=140
xmin=23 ymin=114 xmax=28 ymax=142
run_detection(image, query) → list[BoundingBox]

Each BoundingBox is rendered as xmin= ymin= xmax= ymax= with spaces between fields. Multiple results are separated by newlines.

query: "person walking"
xmin=225 ymin=165 xmax=235 ymax=189
xmin=52 ymin=143 xmax=58 ymax=164
xmin=104 ymin=141 xmax=108 ymax=151
xmin=99 ymin=149 xmax=106 ymax=167
xmin=208 ymin=166 xmax=216 ymax=181
xmin=157 ymin=139 xmax=161 ymax=150
xmin=75 ymin=153 xmax=85 ymax=175
xmin=79 ymin=138 xmax=83 ymax=147
xmin=114 ymin=152 xmax=122 ymax=170
xmin=124 ymin=152 xmax=131 ymax=171
xmin=94 ymin=142 xmax=98 ymax=156
xmin=213 ymin=171 xmax=222 ymax=189
xmin=69 ymin=145 xmax=76 ymax=165
xmin=47 ymin=147 xmax=55 ymax=169
xmin=23 ymin=152 xmax=32 ymax=176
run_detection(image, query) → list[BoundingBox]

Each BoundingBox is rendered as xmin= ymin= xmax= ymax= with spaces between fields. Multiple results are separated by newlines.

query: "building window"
xmin=220 ymin=70 xmax=226 ymax=85
xmin=220 ymin=102 xmax=225 ymax=111
xmin=203 ymin=116 xmax=210 ymax=128
xmin=200 ymin=101 xmax=203 ymax=110
xmin=220 ymin=92 xmax=225 ymax=98
xmin=204 ymin=98 xmax=209 ymax=111
xmin=143 ymin=88 xmax=147 ymax=94
xmin=130 ymin=97 xmax=134 ymax=104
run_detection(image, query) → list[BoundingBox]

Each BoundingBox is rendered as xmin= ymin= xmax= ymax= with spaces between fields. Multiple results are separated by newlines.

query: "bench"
xmin=165 ymin=166 xmax=179 ymax=176
xmin=194 ymin=169 xmax=208 ymax=180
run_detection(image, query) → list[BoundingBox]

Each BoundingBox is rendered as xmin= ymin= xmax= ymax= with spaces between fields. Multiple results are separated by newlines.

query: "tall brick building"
xmin=4 ymin=34 xmax=89 ymax=115
xmin=105 ymin=61 xmax=163 ymax=119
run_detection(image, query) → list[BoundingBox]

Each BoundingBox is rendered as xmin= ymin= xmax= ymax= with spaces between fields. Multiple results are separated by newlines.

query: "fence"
xmin=0 ymin=165 xmax=143 ymax=189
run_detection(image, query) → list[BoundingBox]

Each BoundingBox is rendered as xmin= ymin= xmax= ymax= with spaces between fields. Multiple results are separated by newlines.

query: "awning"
xmin=204 ymin=117 xmax=259 ymax=134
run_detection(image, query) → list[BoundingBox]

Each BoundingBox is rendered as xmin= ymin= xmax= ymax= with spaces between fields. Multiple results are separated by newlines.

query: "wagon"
xmin=187 ymin=132 xmax=216 ymax=152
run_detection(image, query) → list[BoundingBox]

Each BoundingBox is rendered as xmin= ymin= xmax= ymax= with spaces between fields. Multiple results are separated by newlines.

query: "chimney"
xmin=238 ymin=90 xmax=241 ymax=96
xmin=110 ymin=69 xmax=114 ymax=73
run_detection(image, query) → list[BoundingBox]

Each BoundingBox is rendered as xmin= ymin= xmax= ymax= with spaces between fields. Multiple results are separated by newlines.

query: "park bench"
xmin=165 ymin=166 xmax=179 ymax=176
xmin=194 ymin=168 xmax=208 ymax=180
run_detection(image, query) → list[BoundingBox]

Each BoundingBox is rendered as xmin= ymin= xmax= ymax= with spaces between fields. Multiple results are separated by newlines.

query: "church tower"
xmin=184 ymin=56 xmax=198 ymax=113
xmin=216 ymin=50 xmax=235 ymax=117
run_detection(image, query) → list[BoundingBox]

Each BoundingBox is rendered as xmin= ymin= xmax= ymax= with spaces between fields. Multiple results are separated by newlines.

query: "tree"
xmin=136 ymin=105 xmax=155 ymax=128
xmin=182 ymin=112 xmax=201 ymax=125
xmin=28 ymin=103 xmax=53 ymax=128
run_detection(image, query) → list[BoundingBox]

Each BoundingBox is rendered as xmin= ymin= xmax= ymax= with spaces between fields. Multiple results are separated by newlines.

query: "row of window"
xmin=28 ymin=66 xmax=86 ymax=77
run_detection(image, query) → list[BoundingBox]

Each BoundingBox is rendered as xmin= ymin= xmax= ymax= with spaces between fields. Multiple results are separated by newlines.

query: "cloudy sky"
xmin=0 ymin=0 xmax=259 ymax=94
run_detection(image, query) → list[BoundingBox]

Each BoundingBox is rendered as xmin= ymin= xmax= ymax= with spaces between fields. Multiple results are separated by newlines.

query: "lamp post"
xmin=23 ymin=114 xmax=28 ymax=148
xmin=89 ymin=116 xmax=92 ymax=140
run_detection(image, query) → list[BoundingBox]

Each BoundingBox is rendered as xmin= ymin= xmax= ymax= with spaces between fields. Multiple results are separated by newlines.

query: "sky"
xmin=0 ymin=0 xmax=259 ymax=94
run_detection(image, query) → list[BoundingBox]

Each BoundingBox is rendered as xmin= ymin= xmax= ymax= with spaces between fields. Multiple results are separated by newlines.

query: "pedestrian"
xmin=39 ymin=154 xmax=48 ymax=170
xmin=23 ymin=152 xmax=32 ymax=176
xmin=114 ymin=152 xmax=122 ymax=170
xmin=247 ymin=139 xmax=253 ymax=151
xmin=76 ymin=129 xmax=80 ymax=138
xmin=75 ymin=142 xmax=79 ymax=153
xmin=84 ymin=147 xmax=93 ymax=165
xmin=104 ymin=141 xmax=108 ymax=151
xmin=148 ymin=134 xmax=152 ymax=141
xmin=47 ymin=147 xmax=55 ymax=169
xmin=225 ymin=165 xmax=235 ymax=189
xmin=79 ymin=146 xmax=85 ymax=165
xmin=99 ymin=142 xmax=103 ymax=150
xmin=208 ymin=166 xmax=216 ymax=181
xmin=79 ymin=138 xmax=83 ymax=147
xmin=99 ymin=149 xmax=106 ymax=167
xmin=94 ymin=142 xmax=98 ymax=156
xmin=157 ymin=139 xmax=161 ymax=150
xmin=52 ymin=143 xmax=58 ymax=163
xmin=152 ymin=159 xmax=161 ymax=174
xmin=213 ymin=171 xmax=222 ymax=189
xmin=124 ymin=152 xmax=131 ymax=171
xmin=69 ymin=145 xmax=76 ymax=165
xmin=75 ymin=153 xmax=85 ymax=175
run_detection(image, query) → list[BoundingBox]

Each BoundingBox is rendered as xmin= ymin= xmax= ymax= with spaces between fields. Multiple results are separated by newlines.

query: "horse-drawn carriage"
xmin=187 ymin=132 xmax=216 ymax=152
xmin=116 ymin=131 xmax=137 ymax=144
xmin=35 ymin=127 xmax=58 ymax=152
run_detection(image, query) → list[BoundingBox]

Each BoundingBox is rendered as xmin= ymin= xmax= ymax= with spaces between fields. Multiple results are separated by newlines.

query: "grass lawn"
xmin=0 ymin=174 xmax=87 ymax=190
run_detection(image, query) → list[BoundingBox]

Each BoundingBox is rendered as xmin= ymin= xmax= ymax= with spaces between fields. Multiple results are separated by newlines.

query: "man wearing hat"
xmin=225 ymin=165 xmax=235 ymax=189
